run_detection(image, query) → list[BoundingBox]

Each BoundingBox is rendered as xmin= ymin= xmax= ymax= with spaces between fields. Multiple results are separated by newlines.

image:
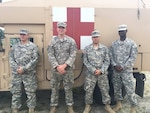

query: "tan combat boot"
xmin=105 ymin=104 xmax=116 ymax=113
xmin=130 ymin=106 xmax=136 ymax=113
xmin=113 ymin=101 xmax=122 ymax=112
xmin=50 ymin=106 xmax=57 ymax=113
xmin=83 ymin=104 xmax=91 ymax=113
xmin=68 ymin=106 xmax=75 ymax=113
xmin=12 ymin=108 xmax=18 ymax=113
xmin=29 ymin=108 xmax=35 ymax=113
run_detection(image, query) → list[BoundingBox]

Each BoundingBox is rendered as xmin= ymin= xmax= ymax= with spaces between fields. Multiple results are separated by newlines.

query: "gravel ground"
xmin=0 ymin=71 xmax=150 ymax=113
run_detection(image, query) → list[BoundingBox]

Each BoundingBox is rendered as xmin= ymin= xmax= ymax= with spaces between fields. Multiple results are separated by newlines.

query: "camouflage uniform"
xmin=83 ymin=44 xmax=111 ymax=104
xmin=9 ymin=41 xmax=39 ymax=109
xmin=47 ymin=36 xmax=77 ymax=106
xmin=109 ymin=38 xmax=138 ymax=106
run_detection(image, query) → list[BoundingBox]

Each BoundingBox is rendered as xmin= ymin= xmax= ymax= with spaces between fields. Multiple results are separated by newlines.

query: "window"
xmin=10 ymin=37 xmax=34 ymax=47
xmin=0 ymin=27 xmax=5 ymax=52
xmin=10 ymin=38 xmax=20 ymax=47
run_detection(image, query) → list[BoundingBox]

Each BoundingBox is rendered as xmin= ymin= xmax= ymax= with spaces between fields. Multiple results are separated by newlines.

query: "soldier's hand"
xmin=94 ymin=70 xmax=102 ymax=76
xmin=114 ymin=65 xmax=123 ymax=72
xmin=57 ymin=65 xmax=66 ymax=74
xmin=17 ymin=66 xmax=24 ymax=74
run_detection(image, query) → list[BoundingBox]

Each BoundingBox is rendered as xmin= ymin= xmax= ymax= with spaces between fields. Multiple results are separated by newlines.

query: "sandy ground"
xmin=0 ymin=71 xmax=150 ymax=113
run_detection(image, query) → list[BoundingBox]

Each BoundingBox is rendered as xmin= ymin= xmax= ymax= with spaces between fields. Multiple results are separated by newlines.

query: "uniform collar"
xmin=89 ymin=43 xmax=103 ymax=49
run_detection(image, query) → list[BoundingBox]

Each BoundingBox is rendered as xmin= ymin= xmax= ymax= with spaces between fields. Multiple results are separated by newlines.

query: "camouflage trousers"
xmin=10 ymin=71 xmax=37 ymax=109
xmin=112 ymin=70 xmax=137 ymax=106
xmin=50 ymin=68 xmax=74 ymax=106
xmin=84 ymin=74 xmax=111 ymax=105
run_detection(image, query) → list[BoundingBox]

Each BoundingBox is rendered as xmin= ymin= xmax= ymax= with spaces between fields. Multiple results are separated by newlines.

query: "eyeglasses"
xmin=20 ymin=34 xmax=26 ymax=36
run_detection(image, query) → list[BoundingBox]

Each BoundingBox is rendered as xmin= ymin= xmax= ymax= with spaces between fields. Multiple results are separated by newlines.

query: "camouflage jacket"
xmin=83 ymin=43 xmax=110 ymax=75
xmin=9 ymin=41 xmax=39 ymax=74
xmin=109 ymin=37 xmax=138 ymax=70
xmin=47 ymin=35 xmax=77 ymax=69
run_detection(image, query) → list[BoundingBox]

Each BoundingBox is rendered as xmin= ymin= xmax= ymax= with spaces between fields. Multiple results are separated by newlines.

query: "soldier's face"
xmin=118 ymin=30 xmax=127 ymax=37
xmin=57 ymin=27 xmax=66 ymax=35
xmin=20 ymin=34 xmax=29 ymax=41
xmin=92 ymin=36 xmax=100 ymax=44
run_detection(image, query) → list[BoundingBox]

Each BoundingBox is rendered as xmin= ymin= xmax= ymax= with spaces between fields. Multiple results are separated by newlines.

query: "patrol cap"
xmin=19 ymin=29 xmax=29 ymax=35
xmin=91 ymin=30 xmax=100 ymax=37
xmin=57 ymin=22 xmax=67 ymax=28
xmin=118 ymin=24 xmax=127 ymax=31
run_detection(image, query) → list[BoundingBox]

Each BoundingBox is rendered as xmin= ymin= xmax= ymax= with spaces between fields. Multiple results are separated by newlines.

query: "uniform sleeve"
xmin=123 ymin=42 xmax=138 ymax=69
xmin=109 ymin=45 xmax=117 ymax=67
xmin=100 ymin=47 xmax=110 ymax=74
xmin=23 ymin=46 xmax=39 ymax=71
xmin=83 ymin=47 xmax=96 ymax=74
xmin=65 ymin=40 xmax=77 ymax=67
xmin=47 ymin=41 xmax=59 ymax=69
xmin=9 ymin=47 xmax=18 ymax=72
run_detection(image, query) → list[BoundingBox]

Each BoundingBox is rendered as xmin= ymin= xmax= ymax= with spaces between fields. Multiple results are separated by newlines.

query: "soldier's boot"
xmin=83 ymin=104 xmax=91 ymax=113
xmin=68 ymin=106 xmax=75 ymax=113
xmin=12 ymin=108 xmax=18 ymax=113
xmin=50 ymin=106 xmax=57 ymax=113
xmin=105 ymin=104 xmax=116 ymax=113
xmin=130 ymin=106 xmax=136 ymax=113
xmin=29 ymin=108 xmax=35 ymax=113
xmin=113 ymin=101 xmax=122 ymax=112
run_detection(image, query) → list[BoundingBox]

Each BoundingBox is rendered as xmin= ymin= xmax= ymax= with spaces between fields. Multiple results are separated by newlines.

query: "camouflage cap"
xmin=57 ymin=22 xmax=67 ymax=28
xmin=118 ymin=24 xmax=127 ymax=31
xmin=19 ymin=29 xmax=29 ymax=35
xmin=91 ymin=30 xmax=100 ymax=37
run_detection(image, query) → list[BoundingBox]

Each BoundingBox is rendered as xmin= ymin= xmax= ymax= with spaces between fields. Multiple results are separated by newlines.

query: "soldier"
xmin=109 ymin=24 xmax=138 ymax=113
xmin=9 ymin=29 xmax=39 ymax=113
xmin=47 ymin=22 xmax=77 ymax=113
xmin=83 ymin=30 xmax=115 ymax=113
